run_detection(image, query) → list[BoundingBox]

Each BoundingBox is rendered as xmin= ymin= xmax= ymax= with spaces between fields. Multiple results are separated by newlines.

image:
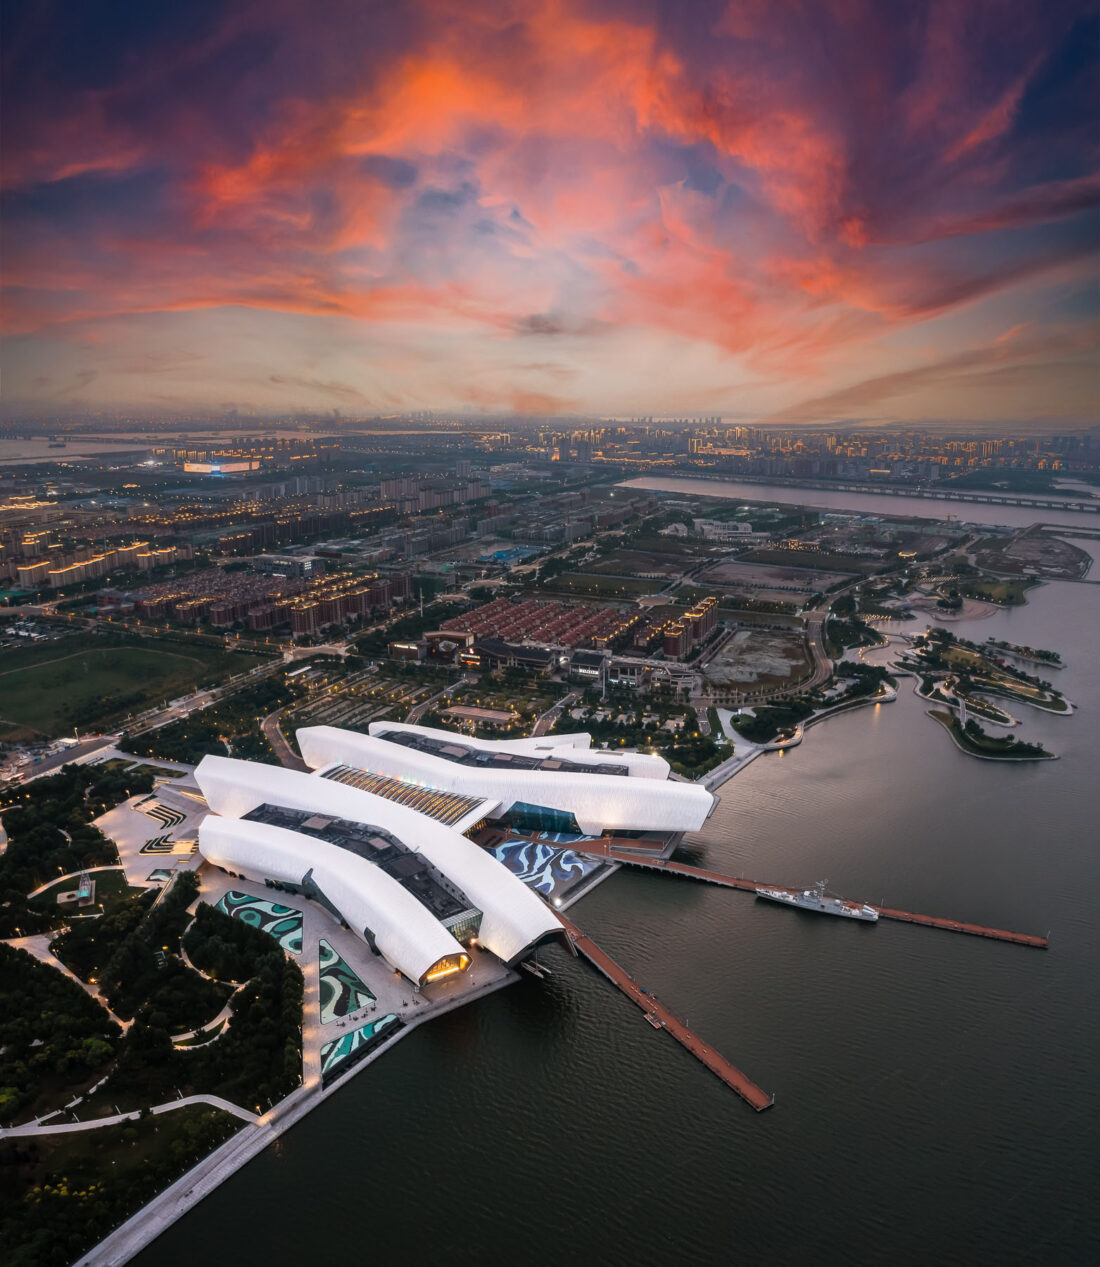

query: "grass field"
xmin=738 ymin=547 xmax=878 ymax=574
xmin=0 ymin=1104 xmax=243 ymax=1266
xmin=29 ymin=868 xmax=145 ymax=916
xmin=0 ymin=635 xmax=264 ymax=738
xmin=539 ymin=572 xmax=660 ymax=598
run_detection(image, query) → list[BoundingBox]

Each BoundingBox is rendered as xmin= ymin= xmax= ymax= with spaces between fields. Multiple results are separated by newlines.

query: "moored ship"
xmin=756 ymin=879 xmax=878 ymax=922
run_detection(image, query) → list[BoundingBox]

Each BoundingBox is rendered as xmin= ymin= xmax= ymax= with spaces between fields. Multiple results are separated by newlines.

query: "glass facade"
xmin=507 ymin=801 xmax=582 ymax=835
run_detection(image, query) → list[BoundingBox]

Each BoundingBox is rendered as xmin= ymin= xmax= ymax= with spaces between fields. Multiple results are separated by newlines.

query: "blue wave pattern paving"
xmin=318 ymin=938 xmax=376 ymax=1025
xmin=320 ymin=1013 xmax=403 ymax=1085
xmin=214 ymin=890 xmax=303 ymax=955
xmin=490 ymin=838 xmax=603 ymax=897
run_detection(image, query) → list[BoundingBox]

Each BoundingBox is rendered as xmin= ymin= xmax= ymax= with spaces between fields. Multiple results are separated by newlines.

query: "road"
xmin=803 ymin=607 xmax=833 ymax=690
xmin=8 ymin=735 xmax=118 ymax=783
xmin=532 ymin=691 xmax=578 ymax=736
xmin=405 ymin=677 xmax=467 ymax=724
xmin=261 ymin=710 xmax=309 ymax=771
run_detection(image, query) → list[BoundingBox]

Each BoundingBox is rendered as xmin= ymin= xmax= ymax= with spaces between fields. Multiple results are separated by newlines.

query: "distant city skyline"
xmin=2 ymin=1 xmax=1097 ymax=426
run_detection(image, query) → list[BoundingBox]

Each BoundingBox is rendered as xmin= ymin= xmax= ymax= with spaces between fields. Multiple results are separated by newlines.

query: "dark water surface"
xmin=138 ymin=579 xmax=1098 ymax=1266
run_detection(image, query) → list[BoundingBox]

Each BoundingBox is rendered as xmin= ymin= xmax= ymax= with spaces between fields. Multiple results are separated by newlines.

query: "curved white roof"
xmin=297 ymin=724 xmax=714 ymax=836
xmin=194 ymin=755 xmax=561 ymax=965
xmin=198 ymin=815 xmax=465 ymax=985
xmin=369 ymin=720 xmax=670 ymax=779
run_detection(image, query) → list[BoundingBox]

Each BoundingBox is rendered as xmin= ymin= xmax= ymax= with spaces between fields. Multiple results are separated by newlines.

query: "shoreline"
xmin=72 ymin=967 xmax=520 ymax=1267
xmin=710 ymin=687 xmax=897 ymax=775
xmin=59 ymin=840 xmax=626 ymax=1264
xmin=924 ymin=708 xmax=1058 ymax=763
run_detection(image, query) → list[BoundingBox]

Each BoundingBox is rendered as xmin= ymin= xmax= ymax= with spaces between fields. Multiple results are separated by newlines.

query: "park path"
xmin=5 ymin=935 xmax=132 ymax=1031
xmin=0 ymin=1093 xmax=259 ymax=1139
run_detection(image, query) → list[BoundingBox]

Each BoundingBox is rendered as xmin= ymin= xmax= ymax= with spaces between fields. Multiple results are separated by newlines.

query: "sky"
xmin=2 ymin=0 xmax=1098 ymax=426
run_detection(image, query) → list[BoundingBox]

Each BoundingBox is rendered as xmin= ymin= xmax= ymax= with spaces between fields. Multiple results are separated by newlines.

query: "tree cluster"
xmin=51 ymin=872 xmax=228 ymax=1033
xmin=183 ymin=900 xmax=280 ymax=983
xmin=732 ymin=698 xmax=815 ymax=743
xmin=0 ymin=944 xmax=121 ymax=1123
xmin=0 ymin=764 xmax=156 ymax=938
xmin=119 ymin=677 xmax=293 ymax=765
xmin=108 ymin=909 xmax=304 ymax=1113
xmin=0 ymin=1107 xmax=241 ymax=1267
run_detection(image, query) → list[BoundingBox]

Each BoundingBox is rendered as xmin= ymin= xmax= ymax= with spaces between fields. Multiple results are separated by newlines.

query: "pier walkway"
xmin=556 ymin=912 xmax=774 ymax=1111
xmin=576 ymin=845 xmax=1048 ymax=949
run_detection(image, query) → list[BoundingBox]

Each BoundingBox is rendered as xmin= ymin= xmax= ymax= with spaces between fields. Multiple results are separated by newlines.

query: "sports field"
xmin=0 ymin=635 xmax=264 ymax=739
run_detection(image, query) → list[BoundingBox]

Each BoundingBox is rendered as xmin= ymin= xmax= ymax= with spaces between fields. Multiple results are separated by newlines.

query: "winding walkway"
xmin=0 ymin=1094 xmax=259 ymax=1139
xmin=27 ymin=864 xmax=128 ymax=898
xmin=5 ymin=935 xmax=132 ymax=1031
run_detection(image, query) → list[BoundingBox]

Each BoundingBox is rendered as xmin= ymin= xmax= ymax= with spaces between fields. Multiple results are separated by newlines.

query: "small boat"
xmin=643 ymin=1011 xmax=663 ymax=1029
xmin=756 ymin=879 xmax=878 ymax=922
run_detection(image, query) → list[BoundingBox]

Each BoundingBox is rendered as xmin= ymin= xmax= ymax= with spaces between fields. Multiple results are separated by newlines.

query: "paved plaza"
xmin=95 ymin=777 xmax=206 ymax=887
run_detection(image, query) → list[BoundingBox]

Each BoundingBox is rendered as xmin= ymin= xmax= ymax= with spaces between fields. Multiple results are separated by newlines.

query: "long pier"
xmin=576 ymin=844 xmax=1048 ymax=949
xmin=556 ymin=912 xmax=774 ymax=1111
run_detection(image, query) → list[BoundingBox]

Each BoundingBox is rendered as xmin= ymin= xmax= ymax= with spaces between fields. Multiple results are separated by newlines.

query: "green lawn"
xmin=0 ymin=636 xmax=264 ymax=737
xmin=539 ymin=572 xmax=659 ymax=597
xmin=927 ymin=709 xmax=1052 ymax=759
xmin=29 ymin=869 xmax=146 ymax=916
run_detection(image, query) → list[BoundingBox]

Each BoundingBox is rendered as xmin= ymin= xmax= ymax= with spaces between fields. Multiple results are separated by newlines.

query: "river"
xmin=137 ymin=552 xmax=1098 ymax=1267
xmin=618 ymin=473 xmax=1098 ymax=532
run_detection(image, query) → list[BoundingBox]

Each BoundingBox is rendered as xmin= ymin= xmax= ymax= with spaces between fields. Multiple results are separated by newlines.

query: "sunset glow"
xmin=2 ymin=0 xmax=1097 ymax=423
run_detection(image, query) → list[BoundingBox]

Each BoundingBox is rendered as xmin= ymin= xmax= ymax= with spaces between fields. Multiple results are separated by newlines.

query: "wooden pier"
xmin=556 ymin=912 xmax=774 ymax=1112
xmin=577 ymin=843 xmax=1048 ymax=949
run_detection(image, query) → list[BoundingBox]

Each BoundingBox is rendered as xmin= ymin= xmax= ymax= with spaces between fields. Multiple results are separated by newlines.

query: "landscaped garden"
xmin=926 ymin=709 xmax=1053 ymax=760
xmin=0 ymin=764 xmax=159 ymax=937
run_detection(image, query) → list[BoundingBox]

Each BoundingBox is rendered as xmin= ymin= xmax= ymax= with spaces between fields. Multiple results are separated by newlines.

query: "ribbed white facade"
xmin=297 ymin=723 xmax=715 ymax=835
xmin=194 ymin=755 xmax=561 ymax=965
xmin=198 ymin=815 xmax=466 ymax=985
xmin=367 ymin=721 xmax=671 ymax=779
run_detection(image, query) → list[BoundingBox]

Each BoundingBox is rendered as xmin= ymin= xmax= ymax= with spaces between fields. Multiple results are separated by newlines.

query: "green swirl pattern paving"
xmin=318 ymin=938 xmax=376 ymax=1025
xmin=320 ymin=1013 xmax=403 ymax=1085
xmin=214 ymin=890 xmax=303 ymax=955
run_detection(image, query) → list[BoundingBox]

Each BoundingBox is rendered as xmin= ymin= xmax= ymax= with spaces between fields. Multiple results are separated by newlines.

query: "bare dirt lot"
xmin=972 ymin=531 xmax=1091 ymax=579
xmin=701 ymin=629 xmax=812 ymax=688
xmin=698 ymin=559 xmax=852 ymax=595
xmin=589 ymin=549 xmax=690 ymax=579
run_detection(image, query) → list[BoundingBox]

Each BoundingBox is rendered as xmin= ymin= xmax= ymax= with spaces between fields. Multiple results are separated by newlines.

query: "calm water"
xmin=619 ymin=473 xmax=1099 ymax=532
xmin=139 ymin=560 xmax=1098 ymax=1266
